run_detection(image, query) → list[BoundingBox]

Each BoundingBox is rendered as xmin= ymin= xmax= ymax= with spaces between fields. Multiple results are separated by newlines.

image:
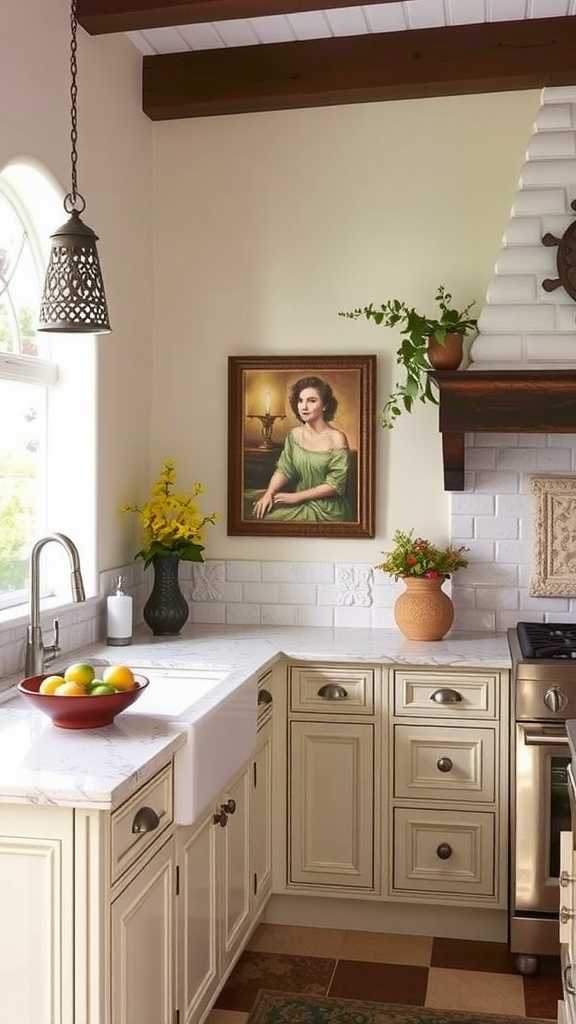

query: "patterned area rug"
xmin=247 ymin=991 xmax=546 ymax=1024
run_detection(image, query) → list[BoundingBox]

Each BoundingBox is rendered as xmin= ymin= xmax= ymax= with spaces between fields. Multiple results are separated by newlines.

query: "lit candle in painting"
xmin=264 ymin=391 xmax=272 ymax=415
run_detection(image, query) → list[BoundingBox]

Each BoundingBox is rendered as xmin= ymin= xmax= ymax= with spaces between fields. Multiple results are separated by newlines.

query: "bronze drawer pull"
xmin=318 ymin=684 xmax=348 ymax=700
xmin=564 ymin=964 xmax=576 ymax=995
xmin=437 ymin=757 xmax=454 ymax=773
xmin=561 ymin=870 xmax=576 ymax=887
xmin=436 ymin=843 xmax=453 ymax=860
xmin=430 ymin=688 xmax=463 ymax=705
xmin=132 ymin=806 xmax=160 ymax=835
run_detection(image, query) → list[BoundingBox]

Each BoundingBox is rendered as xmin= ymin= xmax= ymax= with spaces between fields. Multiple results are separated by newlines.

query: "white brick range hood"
xmin=442 ymin=88 xmax=576 ymax=630
xmin=470 ymin=85 xmax=576 ymax=369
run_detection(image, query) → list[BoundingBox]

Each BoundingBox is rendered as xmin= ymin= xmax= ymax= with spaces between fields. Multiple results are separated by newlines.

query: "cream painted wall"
xmin=1 ymin=0 xmax=153 ymax=575
xmin=151 ymin=91 xmax=539 ymax=561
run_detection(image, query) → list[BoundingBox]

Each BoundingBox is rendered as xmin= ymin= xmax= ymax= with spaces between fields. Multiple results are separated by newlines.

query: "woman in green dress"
xmin=251 ymin=377 xmax=353 ymax=523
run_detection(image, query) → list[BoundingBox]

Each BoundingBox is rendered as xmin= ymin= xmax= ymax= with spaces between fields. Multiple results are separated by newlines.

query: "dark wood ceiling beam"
xmin=141 ymin=16 xmax=576 ymax=121
xmin=77 ymin=0 xmax=408 ymax=35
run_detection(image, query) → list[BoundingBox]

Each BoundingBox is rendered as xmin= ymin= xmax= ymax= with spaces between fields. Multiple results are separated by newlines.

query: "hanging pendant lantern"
xmin=38 ymin=0 xmax=111 ymax=334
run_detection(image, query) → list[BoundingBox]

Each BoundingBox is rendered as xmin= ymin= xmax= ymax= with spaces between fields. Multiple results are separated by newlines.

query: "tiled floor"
xmin=208 ymin=925 xmax=562 ymax=1024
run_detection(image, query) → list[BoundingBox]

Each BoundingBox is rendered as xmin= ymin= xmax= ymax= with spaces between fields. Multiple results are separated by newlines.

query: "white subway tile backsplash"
xmin=451 ymin=515 xmax=474 ymax=538
xmin=520 ymin=592 xmax=570 ymax=611
xmin=278 ymin=582 xmax=317 ymax=606
xmin=496 ymin=540 xmax=532 ymax=563
xmin=515 ymin=434 xmax=547 ymax=447
xmin=497 ymin=448 xmax=539 ymax=470
xmin=225 ymin=603 xmax=261 ymax=625
xmin=371 ymin=608 xmax=396 ymax=629
xmin=535 ymin=104 xmax=574 ymax=131
xmin=261 ymin=604 xmax=298 ymax=626
xmin=458 ymin=562 xmax=519 ymax=586
xmin=520 ymin=159 xmax=576 ymax=188
xmin=462 ymin=540 xmax=495 ymax=561
xmin=474 ymin=471 xmax=519 ymax=493
xmin=476 ymin=517 xmax=519 ymax=540
xmin=487 ymin=276 xmax=536 ymax=304
xmin=189 ymin=602 xmax=226 ymax=623
xmin=261 ymin=561 xmax=334 ymax=583
xmin=495 ymin=245 xmax=557 ymax=275
xmin=452 ymin=609 xmax=496 ymax=632
xmin=296 ymin=606 xmax=334 ymax=627
xmin=497 ymin=610 xmax=545 ymax=630
xmin=465 ymin=448 xmax=497 ymax=470
xmin=226 ymin=561 xmax=262 ymax=581
xmin=542 ymin=87 xmax=576 ymax=105
xmin=335 ymin=606 xmax=372 ymax=628
xmin=502 ymin=218 xmax=543 ymax=246
xmin=475 ymin=587 xmax=519 ymax=610
xmin=527 ymin=131 xmax=576 ymax=160
xmin=243 ymin=582 xmax=280 ymax=604
xmin=317 ymin=584 xmax=340 ymax=607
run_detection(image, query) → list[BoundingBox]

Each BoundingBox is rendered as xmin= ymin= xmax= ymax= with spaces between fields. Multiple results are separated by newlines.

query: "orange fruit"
xmin=55 ymin=681 xmax=88 ymax=697
xmin=39 ymin=675 xmax=65 ymax=695
xmin=103 ymin=665 xmax=136 ymax=691
xmin=64 ymin=663 xmax=95 ymax=687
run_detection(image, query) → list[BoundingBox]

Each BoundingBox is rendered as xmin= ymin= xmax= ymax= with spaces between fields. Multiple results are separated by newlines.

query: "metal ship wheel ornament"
xmin=542 ymin=199 xmax=576 ymax=301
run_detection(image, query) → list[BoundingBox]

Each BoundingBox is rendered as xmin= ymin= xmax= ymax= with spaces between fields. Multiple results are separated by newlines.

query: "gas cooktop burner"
xmin=518 ymin=621 xmax=576 ymax=659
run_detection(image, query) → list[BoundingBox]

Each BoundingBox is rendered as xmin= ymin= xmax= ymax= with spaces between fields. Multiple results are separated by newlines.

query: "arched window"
xmin=0 ymin=162 xmax=96 ymax=614
xmin=0 ymin=180 xmax=57 ymax=608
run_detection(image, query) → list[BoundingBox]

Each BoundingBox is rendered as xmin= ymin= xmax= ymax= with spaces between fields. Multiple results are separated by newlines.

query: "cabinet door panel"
xmin=0 ymin=805 xmax=73 ymax=1024
xmin=253 ymin=722 xmax=273 ymax=910
xmin=290 ymin=721 xmax=374 ymax=888
xmin=111 ymin=838 xmax=175 ymax=1024
xmin=179 ymin=812 xmax=219 ymax=1024
xmin=222 ymin=764 xmax=252 ymax=967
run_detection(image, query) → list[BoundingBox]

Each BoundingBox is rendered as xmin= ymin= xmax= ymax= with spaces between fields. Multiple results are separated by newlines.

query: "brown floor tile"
xmin=431 ymin=938 xmax=517 ymax=974
xmin=329 ymin=960 xmax=428 ymax=1005
xmin=426 ymin=968 xmax=525 ymax=1015
xmin=341 ymin=931 xmax=433 ymax=966
xmin=524 ymin=971 xmax=563 ymax=1019
xmin=248 ymin=924 xmax=346 ymax=958
xmin=215 ymin=951 xmax=336 ymax=1012
xmin=206 ymin=1012 xmax=249 ymax=1024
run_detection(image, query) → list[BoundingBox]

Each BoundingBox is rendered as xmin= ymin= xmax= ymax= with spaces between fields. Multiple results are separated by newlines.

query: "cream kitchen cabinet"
xmin=280 ymin=661 xmax=508 ymax=910
xmin=110 ymin=837 xmax=176 ymax=1024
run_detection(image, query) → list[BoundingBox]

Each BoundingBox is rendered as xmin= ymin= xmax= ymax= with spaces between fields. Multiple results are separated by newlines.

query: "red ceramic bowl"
xmin=18 ymin=673 xmax=149 ymax=729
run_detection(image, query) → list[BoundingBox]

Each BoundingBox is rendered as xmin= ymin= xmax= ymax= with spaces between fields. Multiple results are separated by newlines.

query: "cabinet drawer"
xmin=394 ymin=670 xmax=497 ymax=719
xmin=394 ymin=725 xmax=496 ymax=803
xmin=290 ymin=666 xmax=374 ymax=715
xmin=393 ymin=807 xmax=495 ymax=896
xmin=110 ymin=764 xmax=174 ymax=884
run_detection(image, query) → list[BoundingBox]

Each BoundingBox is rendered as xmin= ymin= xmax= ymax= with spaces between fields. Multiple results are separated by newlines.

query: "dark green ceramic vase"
xmin=143 ymin=556 xmax=189 ymax=636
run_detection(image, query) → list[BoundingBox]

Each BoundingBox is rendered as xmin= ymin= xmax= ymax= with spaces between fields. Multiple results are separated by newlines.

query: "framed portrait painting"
xmin=228 ymin=355 xmax=376 ymax=538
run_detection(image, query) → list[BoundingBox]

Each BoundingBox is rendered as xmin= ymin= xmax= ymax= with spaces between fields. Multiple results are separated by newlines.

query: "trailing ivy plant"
xmin=340 ymin=286 xmax=477 ymax=428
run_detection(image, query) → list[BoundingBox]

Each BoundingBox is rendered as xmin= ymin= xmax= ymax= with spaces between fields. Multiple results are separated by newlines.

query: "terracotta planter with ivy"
xmin=427 ymin=331 xmax=463 ymax=371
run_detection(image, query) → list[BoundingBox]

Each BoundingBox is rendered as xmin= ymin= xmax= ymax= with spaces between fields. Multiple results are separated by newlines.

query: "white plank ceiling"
xmin=128 ymin=0 xmax=576 ymax=55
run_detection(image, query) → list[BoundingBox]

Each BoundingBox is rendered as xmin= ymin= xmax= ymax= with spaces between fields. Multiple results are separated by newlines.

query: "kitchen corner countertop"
xmin=0 ymin=625 xmax=512 ymax=812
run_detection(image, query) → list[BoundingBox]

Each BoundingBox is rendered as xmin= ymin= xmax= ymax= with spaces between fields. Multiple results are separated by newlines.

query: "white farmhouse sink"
xmin=122 ymin=666 xmax=257 ymax=825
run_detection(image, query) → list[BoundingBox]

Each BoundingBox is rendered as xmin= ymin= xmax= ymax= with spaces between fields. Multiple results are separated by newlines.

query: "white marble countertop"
xmin=0 ymin=625 xmax=512 ymax=812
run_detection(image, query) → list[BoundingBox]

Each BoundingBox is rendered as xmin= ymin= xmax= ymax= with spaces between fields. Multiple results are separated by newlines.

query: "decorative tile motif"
xmin=336 ymin=566 xmax=373 ymax=607
xmin=530 ymin=476 xmax=576 ymax=596
xmin=191 ymin=561 xmax=226 ymax=601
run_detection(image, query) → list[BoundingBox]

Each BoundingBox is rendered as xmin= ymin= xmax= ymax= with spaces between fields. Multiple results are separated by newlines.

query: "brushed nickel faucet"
xmin=25 ymin=534 xmax=86 ymax=677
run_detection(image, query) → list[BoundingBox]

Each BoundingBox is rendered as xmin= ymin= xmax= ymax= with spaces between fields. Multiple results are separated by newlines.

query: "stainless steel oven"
xmin=510 ymin=626 xmax=576 ymax=974
xmin=515 ymin=723 xmax=570 ymax=915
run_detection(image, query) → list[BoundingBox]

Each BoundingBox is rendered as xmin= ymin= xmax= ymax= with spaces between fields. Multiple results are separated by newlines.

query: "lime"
xmin=91 ymin=684 xmax=116 ymax=697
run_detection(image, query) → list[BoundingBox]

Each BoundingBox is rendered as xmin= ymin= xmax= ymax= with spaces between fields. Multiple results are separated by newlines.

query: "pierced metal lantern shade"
xmin=38 ymin=210 xmax=111 ymax=334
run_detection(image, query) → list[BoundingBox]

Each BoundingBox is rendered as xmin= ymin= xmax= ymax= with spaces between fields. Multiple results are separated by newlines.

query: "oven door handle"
xmin=522 ymin=728 xmax=569 ymax=747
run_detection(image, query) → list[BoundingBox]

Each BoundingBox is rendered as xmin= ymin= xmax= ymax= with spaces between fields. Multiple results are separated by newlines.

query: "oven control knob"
xmin=544 ymin=687 xmax=568 ymax=713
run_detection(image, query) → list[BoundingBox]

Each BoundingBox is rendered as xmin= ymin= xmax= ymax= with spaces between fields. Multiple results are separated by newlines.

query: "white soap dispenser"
xmin=106 ymin=575 xmax=133 ymax=646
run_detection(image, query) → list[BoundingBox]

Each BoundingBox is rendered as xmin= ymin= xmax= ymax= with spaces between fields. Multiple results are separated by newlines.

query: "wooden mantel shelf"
xmin=430 ymin=370 xmax=576 ymax=490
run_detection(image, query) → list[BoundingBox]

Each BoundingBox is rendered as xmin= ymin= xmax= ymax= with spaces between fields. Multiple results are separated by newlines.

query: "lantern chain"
xmin=66 ymin=0 xmax=86 ymax=214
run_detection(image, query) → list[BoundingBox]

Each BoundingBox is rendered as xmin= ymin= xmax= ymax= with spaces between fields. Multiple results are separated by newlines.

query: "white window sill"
xmin=0 ymin=594 xmax=102 ymax=634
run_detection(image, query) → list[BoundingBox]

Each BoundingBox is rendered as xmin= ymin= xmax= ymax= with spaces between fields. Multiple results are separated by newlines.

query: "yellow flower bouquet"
xmin=122 ymin=458 xmax=217 ymax=569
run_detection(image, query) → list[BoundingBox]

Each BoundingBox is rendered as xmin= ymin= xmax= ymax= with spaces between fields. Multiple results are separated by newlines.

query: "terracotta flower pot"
xmin=427 ymin=332 xmax=463 ymax=371
xmin=394 ymin=576 xmax=454 ymax=641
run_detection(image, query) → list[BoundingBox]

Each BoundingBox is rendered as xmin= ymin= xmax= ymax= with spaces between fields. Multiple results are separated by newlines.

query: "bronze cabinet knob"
xmin=318 ymin=684 xmax=348 ymax=700
xmin=258 ymin=688 xmax=272 ymax=705
xmin=437 ymin=757 xmax=454 ymax=773
xmin=436 ymin=843 xmax=453 ymax=860
xmin=221 ymin=799 xmax=236 ymax=815
xmin=213 ymin=810 xmax=228 ymax=827
xmin=131 ymin=806 xmax=160 ymax=835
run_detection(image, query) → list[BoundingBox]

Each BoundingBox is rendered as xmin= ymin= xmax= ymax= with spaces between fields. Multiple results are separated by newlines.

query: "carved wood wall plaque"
xmin=542 ymin=200 xmax=576 ymax=302
xmin=530 ymin=476 xmax=576 ymax=596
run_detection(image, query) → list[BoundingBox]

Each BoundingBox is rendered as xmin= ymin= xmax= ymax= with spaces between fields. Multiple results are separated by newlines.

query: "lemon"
xmin=39 ymin=675 xmax=65 ymax=695
xmin=55 ymin=681 xmax=88 ymax=697
xmin=103 ymin=665 xmax=135 ymax=691
xmin=64 ymin=663 xmax=95 ymax=687
xmin=91 ymin=684 xmax=116 ymax=696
